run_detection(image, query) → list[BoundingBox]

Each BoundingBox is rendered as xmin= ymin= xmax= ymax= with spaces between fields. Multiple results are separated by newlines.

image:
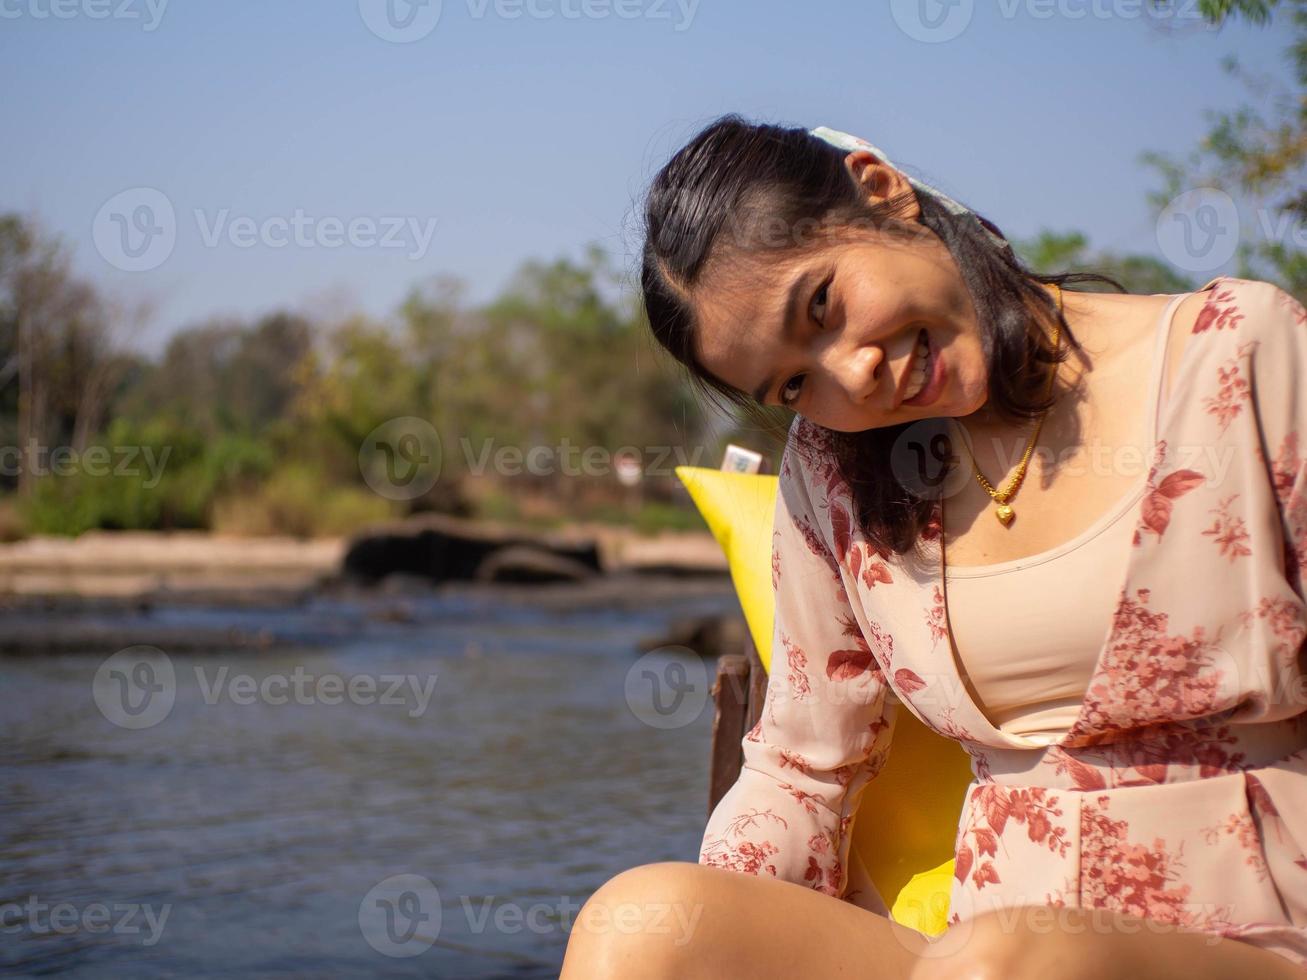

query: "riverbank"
xmin=0 ymin=525 xmax=739 ymax=655
xmin=0 ymin=523 xmax=728 ymax=604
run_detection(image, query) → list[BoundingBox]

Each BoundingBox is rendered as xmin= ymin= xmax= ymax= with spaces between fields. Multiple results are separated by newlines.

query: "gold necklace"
xmin=958 ymin=283 xmax=1064 ymax=527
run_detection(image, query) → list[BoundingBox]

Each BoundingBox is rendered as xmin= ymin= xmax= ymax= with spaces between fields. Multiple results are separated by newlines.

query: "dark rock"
xmin=343 ymin=512 xmax=602 ymax=586
xmin=473 ymin=544 xmax=598 ymax=584
xmin=638 ymin=612 xmax=749 ymax=659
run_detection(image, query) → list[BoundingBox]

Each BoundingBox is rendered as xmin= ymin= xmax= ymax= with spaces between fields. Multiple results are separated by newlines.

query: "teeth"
xmin=904 ymin=333 xmax=930 ymax=401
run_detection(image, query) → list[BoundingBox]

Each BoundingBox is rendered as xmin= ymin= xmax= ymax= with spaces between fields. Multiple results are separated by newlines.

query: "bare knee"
xmin=560 ymin=861 xmax=712 ymax=980
xmin=910 ymin=910 xmax=1064 ymax=980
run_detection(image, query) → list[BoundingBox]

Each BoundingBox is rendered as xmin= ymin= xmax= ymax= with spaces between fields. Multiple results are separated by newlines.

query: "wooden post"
xmin=707 ymin=630 xmax=768 ymax=815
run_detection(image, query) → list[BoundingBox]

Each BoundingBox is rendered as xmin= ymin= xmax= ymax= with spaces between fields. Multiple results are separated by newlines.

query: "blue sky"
xmin=0 ymin=0 xmax=1295 ymax=353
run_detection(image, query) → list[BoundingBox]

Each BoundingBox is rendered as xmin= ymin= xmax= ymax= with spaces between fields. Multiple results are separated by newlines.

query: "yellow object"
xmin=675 ymin=467 xmax=781 ymax=663
xmin=676 ymin=465 xmax=973 ymax=938
xmin=889 ymin=859 xmax=958 ymax=935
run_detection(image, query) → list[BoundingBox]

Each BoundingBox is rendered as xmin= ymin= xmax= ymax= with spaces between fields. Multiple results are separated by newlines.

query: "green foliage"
xmin=116 ymin=313 xmax=312 ymax=439
xmin=581 ymin=498 xmax=710 ymax=535
xmin=1150 ymin=0 xmax=1285 ymax=24
xmin=211 ymin=462 xmax=396 ymax=537
xmin=472 ymin=485 xmax=526 ymax=524
xmin=0 ymin=215 xmax=713 ymax=537
xmin=1015 ymin=231 xmax=1199 ymax=293
xmin=17 ymin=418 xmax=275 ymax=535
xmin=630 ymin=500 xmax=710 ymax=536
xmin=1143 ymin=0 xmax=1306 ymax=300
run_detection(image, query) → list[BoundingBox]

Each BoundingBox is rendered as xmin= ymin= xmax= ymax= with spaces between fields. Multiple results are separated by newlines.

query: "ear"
xmin=842 ymin=150 xmax=921 ymax=221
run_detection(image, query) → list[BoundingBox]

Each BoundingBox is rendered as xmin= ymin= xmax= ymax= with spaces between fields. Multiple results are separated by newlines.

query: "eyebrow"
xmin=750 ymin=269 xmax=809 ymax=405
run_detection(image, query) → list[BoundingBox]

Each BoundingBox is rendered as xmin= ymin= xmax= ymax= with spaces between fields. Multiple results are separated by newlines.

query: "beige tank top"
xmin=944 ymin=479 xmax=1144 ymax=742
xmin=943 ymin=291 xmax=1187 ymax=745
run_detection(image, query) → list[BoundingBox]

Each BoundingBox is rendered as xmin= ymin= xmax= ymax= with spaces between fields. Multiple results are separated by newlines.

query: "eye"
xmin=810 ymin=280 xmax=831 ymax=323
xmin=779 ymin=374 xmax=805 ymax=407
xmin=776 ymin=279 xmax=832 ymax=408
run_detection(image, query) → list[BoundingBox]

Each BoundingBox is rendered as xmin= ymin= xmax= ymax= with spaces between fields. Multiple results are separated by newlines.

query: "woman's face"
xmin=691 ymin=153 xmax=992 ymax=434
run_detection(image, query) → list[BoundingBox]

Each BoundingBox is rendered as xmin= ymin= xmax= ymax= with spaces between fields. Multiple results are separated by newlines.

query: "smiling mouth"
xmin=899 ymin=328 xmax=932 ymax=405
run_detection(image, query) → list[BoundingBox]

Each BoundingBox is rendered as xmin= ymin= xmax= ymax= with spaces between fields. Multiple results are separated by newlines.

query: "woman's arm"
xmin=698 ymin=423 xmax=898 ymax=911
xmin=1242 ymin=280 xmax=1307 ymax=593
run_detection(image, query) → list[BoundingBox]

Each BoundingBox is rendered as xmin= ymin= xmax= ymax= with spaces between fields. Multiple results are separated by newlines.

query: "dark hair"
xmin=641 ymin=113 xmax=1126 ymax=560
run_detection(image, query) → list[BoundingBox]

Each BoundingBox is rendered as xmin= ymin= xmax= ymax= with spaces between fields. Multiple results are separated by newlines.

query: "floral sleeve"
xmin=1241 ymin=280 xmax=1307 ymax=592
xmin=698 ymin=421 xmax=898 ymax=909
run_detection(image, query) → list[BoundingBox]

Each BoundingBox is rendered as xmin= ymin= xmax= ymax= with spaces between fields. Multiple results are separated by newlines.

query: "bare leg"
xmin=911 ymin=904 xmax=1307 ymax=980
xmin=561 ymin=861 xmax=929 ymax=980
xmin=559 ymin=862 xmax=1306 ymax=980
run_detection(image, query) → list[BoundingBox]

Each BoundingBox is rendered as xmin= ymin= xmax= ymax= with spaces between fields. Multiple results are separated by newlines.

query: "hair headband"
xmin=809 ymin=125 xmax=1013 ymax=256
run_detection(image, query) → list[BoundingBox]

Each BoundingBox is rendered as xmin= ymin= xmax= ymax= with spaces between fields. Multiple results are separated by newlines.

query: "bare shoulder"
xmin=1163 ymin=288 xmax=1208 ymax=392
xmin=1065 ymin=281 xmax=1233 ymax=404
xmin=1064 ymin=287 xmax=1198 ymax=383
xmin=1062 ymin=279 xmax=1301 ymax=385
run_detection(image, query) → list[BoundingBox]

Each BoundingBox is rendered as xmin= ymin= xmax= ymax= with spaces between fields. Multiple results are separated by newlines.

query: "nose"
xmin=825 ymin=341 xmax=885 ymax=406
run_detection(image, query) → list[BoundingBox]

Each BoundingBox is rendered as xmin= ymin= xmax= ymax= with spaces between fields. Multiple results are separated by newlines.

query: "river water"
xmin=0 ymin=577 xmax=738 ymax=978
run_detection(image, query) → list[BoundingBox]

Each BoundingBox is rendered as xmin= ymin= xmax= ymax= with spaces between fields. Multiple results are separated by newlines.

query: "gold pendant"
xmin=995 ymin=503 xmax=1015 ymax=525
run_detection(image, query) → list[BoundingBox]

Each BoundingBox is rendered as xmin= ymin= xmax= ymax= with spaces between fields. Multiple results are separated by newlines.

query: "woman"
xmin=560 ymin=115 xmax=1307 ymax=978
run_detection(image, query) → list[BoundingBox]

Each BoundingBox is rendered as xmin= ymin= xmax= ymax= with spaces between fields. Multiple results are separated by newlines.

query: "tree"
xmin=1143 ymin=0 xmax=1306 ymax=299
xmin=0 ymin=213 xmax=130 ymax=495
xmin=1015 ymin=230 xmax=1199 ymax=293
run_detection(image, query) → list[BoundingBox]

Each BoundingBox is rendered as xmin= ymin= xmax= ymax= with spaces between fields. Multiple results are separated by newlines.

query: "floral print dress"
xmin=698 ymin=277 xmax=1307 ymax=970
